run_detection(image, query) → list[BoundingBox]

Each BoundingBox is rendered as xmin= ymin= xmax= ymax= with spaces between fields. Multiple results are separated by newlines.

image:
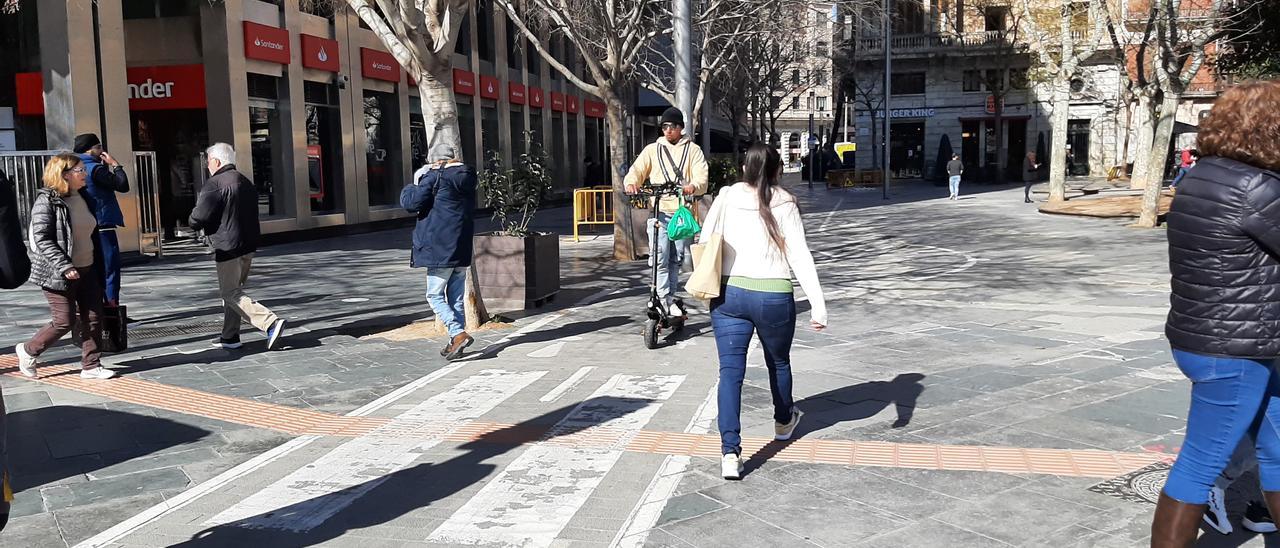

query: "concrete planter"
xmin=473 ymin=232 xmax=561 ymax=312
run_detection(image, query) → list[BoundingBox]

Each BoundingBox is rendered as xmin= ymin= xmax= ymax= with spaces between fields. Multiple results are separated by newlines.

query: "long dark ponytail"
xmin=742 ymin=143 xmax=787 ymax=252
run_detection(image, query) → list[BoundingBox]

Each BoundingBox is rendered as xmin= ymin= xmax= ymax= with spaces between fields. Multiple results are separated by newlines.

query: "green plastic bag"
xmin=667 ymin=202 xmax=701 ymax=241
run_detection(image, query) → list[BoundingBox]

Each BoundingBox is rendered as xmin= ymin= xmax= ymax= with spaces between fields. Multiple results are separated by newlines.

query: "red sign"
xmin=15 ymin=65 xmax=208 ymax=115
xmin=300 ymin=34 xmax=340 ymax=72
xmin=584 ymin=100 xmax=606 ymax=118
xmin=550 ymin=91 xmax=565 ymax=112
xmin=453 ymin=68 xmax=475 ymax=95
xmin=566 ymin=95 xmax=580 ymax=114
xmin=361 ymin=48 xmax=400 ymax=82
xmin=985 ymin=95 xmax=1005 ymax=114
xmin=479 ymin=75 xmax=500 ymax=100
xmin=509 ymin=82 xmax=527 ymax=105
xmin=529 ymin=87 xmax=545 ymax=108
xmin=243 ymin=22 xmax=291 ymax=64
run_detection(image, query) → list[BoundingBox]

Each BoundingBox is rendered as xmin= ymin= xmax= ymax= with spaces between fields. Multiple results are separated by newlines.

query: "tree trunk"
xmin=419 ymin=65 xmax=464 ymax=158
xmin=730 ymin=114 xmax=742 ymax=167
xmin=1048 ymin=82 xmax=1070 ymax=202
xmin=605 ymin=94 xmax=635 ymax=260
xmin=1135 ymin=91 xmax=1180 ymax=227
xmin=1120 ymin=95 xmax=1134 ymax=176
xmin=1129 ymin=92 xmax=1155 ymax=189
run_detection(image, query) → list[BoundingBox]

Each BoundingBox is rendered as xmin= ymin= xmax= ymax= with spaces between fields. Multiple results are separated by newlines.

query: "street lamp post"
xmin=673 ymin=0 xmax=693 ymax=135
xmin=882 ymin=0 xmax=892 ymax=200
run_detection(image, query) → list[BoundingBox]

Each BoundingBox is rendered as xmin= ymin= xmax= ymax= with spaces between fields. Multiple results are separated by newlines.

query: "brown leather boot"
xmin=444 ymin=332 xmax=474 ymax=361
xmin=1151 ymin=492 xmax=1206 ymax=548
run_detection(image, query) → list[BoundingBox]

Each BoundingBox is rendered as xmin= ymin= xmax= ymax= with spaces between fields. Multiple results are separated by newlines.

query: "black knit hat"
xmin=660 ymin=107 xmax=683 ymax=128
xmin=73 ymin=133 xmax=101 ymax=154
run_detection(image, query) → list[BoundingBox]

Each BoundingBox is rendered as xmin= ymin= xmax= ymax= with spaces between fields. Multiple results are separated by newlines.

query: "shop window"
xmin=124 ymin=0 xmax=198 ymax=19
xmin=506 ymin=18 xmax=523 ymax=70
xmin=963 ymin=70 xmax=984 ymax=92
xmin=890 ymin=72 xmax=926 ymax=95
xmin=585 ymin=118 xmax=604 ymax=185
xmin=455 ymin=14 xmax=472 ymax=56
xmin=567 ymin=118 xmax=579 ymax=185
xmin=551 ymin=113 xmax=565 ymax=186
xmin=477 ymin=0 xmax=495 ymax=63
xmin=529 ymin=111 xmax=543 ymax=146
xmin=411 ymin=102 xmax=428 ymax=171
xmin=306 ymin=82 xmax=344 ymax=214
xmin=363 ymin=90 xmax=401 ymax=207
xmin=481 ymin=105 xmax=500 ymax=166
xmin=247 ymin=74 xmax=289 ymax=219
xmin=526 ymin=37 xmax=541 ymax=75
xmin=459 ymin=103 xmax=477 ymax=166
xmin=511 ymin=108 xmax=526 ymax=158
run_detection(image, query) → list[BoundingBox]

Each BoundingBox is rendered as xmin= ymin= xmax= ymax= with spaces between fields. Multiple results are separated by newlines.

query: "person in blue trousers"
xmin=402 ymin=143 xmax=477 ymax=361
xmin=73 ymin=133 xmax=129 ymax=311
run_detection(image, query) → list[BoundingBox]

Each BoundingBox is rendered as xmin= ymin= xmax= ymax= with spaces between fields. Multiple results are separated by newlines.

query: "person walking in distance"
xmin=401 ymin=144 xmax=478 ymax=361
xmin=624 ymin=107 xmax=709 ymax=325
xmin=191 ymin=143 xmax=285 ymax=351
xmin=1023 ymin=151 xmax=1042 ymax=203
xmin=700 ymin=143 xmax=827 ymax=480
xmin=72 ymin=133 xmax=129 ymax=311
xmin=1150 ymin=80 xmax=1280 ymax=547
xmin=946 ymin=154 xmax=964 ymax=200
xmin=15 ymin=153 xmax=116 ymax=380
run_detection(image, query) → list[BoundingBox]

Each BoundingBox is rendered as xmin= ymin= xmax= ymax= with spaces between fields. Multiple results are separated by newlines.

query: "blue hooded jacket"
xmin=401 ymin=162 xmax=476 ymax=269
xmin=79 ymin=153 xmax=128 ymax=227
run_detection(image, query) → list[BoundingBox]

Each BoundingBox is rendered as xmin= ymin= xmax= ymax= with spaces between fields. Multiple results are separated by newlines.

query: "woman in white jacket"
xmin=699 ymin=143 xmax=827 ymax=479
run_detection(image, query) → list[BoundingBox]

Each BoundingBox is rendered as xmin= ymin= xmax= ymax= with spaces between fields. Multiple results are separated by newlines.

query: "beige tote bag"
xmin=687 ymin=198 xmax=726 ymax=301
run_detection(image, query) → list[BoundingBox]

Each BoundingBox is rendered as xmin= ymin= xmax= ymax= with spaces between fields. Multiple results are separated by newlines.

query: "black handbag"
xmin=101 ymin=305 xmax=128 ymax=353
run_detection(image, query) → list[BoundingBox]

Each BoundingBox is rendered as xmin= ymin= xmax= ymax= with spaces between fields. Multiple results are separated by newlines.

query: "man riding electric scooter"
xmin=624 ymin=107 xmax=709 ymax=331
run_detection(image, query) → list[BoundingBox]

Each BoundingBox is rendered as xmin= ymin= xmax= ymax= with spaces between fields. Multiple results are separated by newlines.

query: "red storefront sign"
xmin=15 ymin=65 xmax=208 ymax=115
xmin=508 ymin=82 xmax=527 ymax=105
xmin=300 ymin=34 xmax=340 ymax=72
xmin=550 ymin=91 xmax=565 ymax=112
xmin=453 ymin=68 xmax=476 ymax=95
xmin=361 ymin=48 xmax=400 ymax=82
xmin=479 ymin=75 xmax=500 ymax=100
xmin=529 ymin=87 xmax=545 ymax=108
xmin=566 ymin=95 xmax=579 ymax=114
xmin=243 ymin=22 xmax=291 ymax=64
xmin=584 ymin=100 xmax=606 ymax=118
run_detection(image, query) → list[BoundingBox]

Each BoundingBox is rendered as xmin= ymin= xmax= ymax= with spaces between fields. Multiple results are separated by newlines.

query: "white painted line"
xmin=428 ymin=374 xmax=685 ymax=548
xmin=205 ymin=369 xmax=547 ymax=531
xmin=539 ymin=366 xmax=596 ymax=402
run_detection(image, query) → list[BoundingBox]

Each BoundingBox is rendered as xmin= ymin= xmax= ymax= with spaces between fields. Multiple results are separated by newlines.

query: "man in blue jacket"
xmin=73 ymin=133 xmax=129 ymax=309
xmin=401 ymin=142 xmax=477 ymax=361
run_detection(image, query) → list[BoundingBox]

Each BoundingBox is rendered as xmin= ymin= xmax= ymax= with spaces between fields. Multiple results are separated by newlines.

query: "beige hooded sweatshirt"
xmin=624 ymin=135 xmax=709 ymax=213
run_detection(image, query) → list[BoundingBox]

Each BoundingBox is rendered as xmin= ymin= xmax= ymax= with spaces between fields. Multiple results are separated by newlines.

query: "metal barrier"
xmin=572 ymin=186 xmax=615 ymax=242
xmin=0 ymin=149 xmax=163 ymax=257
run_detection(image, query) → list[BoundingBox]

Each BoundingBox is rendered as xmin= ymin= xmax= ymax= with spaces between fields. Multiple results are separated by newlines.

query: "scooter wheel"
xmin=643 ymin=319 xmax=660 ymax=349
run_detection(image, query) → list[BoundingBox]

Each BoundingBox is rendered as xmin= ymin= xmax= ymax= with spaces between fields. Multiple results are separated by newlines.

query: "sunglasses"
xmin=661 ymin=123 xmax=682 ymax=130
xmin=65 ymin=167 xmax=86 ymax=174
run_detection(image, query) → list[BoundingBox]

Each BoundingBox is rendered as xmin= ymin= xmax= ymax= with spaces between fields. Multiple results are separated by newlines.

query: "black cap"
xmin=660 ymin=107 xmax=683 ymax=128
xmin=73 ymin=133 xmax=101 ymax=154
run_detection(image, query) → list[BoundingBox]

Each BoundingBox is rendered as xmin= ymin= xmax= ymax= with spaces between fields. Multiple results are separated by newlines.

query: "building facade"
xmin=0 ymin=0 xmax=608 ymax=252
xmin=773 ymin=1 xmax=840 ymax=171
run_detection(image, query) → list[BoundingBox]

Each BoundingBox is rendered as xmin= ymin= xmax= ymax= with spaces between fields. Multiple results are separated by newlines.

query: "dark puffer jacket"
xmin=27 ymin=189 xmax=81 ymax=292
xmin=401 ymin=162 xmax=477 ymax=269
xmin=1166 ymin=156 xmax=1280 ymax=359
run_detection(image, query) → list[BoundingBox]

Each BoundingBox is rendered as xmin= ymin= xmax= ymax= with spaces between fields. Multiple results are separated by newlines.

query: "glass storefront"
xmin=567 ymin=118 xmax=579 ymax=185
xmin=551 ymin=112 xmax=565 ymax=188
xmin=305 ymin=82 xmax=344 ymax=214
xmin=459 ymin=102 xmax=476 ymax=168
xmin=363 ymin=89 xmax=400 ymax=207
xmin=510 ymin=108 xmax=525 ymax=158
xmin=410 ymin=100 xmax=428 ymax=170
xmin=247 ymin=74 xmax=289 ymax=218
xmin=481 ymin=104 xmax=499 ymax=163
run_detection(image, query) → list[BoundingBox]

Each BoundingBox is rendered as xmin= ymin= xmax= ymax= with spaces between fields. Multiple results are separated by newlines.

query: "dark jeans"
xmin=98 ymin=230 xmax=121 ymax=303
xmin=25 ymin=269 xmax=103 ymax=370
xmin=711 ymin=284 xmax=797 ymax=455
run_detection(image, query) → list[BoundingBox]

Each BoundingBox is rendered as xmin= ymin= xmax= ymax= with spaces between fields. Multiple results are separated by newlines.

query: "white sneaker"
xmin=1203 ymin=484 xmax=1232 ymax=535
xmin=15 ymin=343 xmax=37 ymax=378
xmin=775 ymin=409 xmax=804 ymax=441
xmin=721 ymin=453 xmax=743 ymax=480
xmin=80 ymin=367 xmax=117 ymax=380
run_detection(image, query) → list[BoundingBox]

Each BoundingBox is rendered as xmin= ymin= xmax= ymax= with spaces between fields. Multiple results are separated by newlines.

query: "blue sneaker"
xmin=266 ymin=319 xmax=286 ymax=350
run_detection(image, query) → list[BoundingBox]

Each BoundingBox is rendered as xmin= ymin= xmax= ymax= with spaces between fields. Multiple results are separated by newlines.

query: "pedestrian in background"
xmin=191 ymin=143 xmax=285 ymax=351
xmin=1171 ymin=148 xmax=1197 ymax=188
xmin=946 ymin=153 xmax=964 ymax=200
xmin=72 ymin=133 xmax=130 ymax=310
xmin=1023 ymin=151 xmax=1042 ymax=203
xmin=698 ymin=143 xmax=827 ymax=480
xmin=402 ymin=143 xmax=478 ymax=361
xmin=1151 ymin=80 xmax=1280 ymax=548
xmin=16 ymin=153 xmax=116 ymax=380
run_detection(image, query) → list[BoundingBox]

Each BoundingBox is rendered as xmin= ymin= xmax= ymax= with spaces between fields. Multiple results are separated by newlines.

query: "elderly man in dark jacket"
xmin=402 ymin=143 xmax=477 ymax=361
xmin=191 ymin=143 xmax=285 ymax=351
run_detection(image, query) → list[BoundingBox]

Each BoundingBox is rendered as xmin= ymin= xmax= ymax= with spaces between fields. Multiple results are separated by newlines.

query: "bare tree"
xmin=1018 ymin=0 xmax=1107 ymax=202
xmin=1 ymin=0 xmax=16 ymax=14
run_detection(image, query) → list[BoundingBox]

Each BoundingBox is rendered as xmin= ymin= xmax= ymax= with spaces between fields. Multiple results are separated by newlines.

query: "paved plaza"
xmin=0 ymin=179 xmax=1261 ymax=547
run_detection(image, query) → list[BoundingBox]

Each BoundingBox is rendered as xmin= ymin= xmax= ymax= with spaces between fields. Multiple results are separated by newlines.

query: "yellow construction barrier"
xmin=573 ymin=186 xmax=615 ymax=242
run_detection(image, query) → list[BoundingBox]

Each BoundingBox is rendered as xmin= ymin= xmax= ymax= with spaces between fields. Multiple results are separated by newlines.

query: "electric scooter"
xmin=630 ymin=181 xmax=690 ymax=349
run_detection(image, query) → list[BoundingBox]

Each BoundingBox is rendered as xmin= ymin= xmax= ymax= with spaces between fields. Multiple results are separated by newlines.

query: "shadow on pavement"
xmin=6 ymin=405 xmax=211 ymax=492
xmin=168 ymin=396 xmax=649 ymax=546
xmin=465 ymin=315 xmax=635 ymax=361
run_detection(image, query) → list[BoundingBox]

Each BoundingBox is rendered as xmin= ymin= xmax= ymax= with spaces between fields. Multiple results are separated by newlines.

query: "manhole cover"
xmin=1088 ymin=460 xmax=1170 ymax=505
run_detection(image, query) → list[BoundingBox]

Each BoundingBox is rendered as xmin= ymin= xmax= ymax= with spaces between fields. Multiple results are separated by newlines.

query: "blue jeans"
xmin=426 ymin=267 xmax=467 ymax=338
xmin=1171 ymin=167 xmax=1189 ymax=187
xmin=948 ymin=175 xmax=961 ymax=197
xmin=1164 ymin=349 xmax=1280 ymax=504
xmin=648 ymin=211 xmax=689 ymax=309
xmin=98 ymin=230 xmax=121 ymax=303
xmin=711 ymin=284 xmax=797 ymax=455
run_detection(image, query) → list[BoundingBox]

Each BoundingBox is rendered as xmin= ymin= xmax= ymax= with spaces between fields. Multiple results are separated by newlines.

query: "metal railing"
xmin=856 ymin=31 xmax=1014 ymax=53
xmin=572 ymin=186 xmax=615 ymax=242
xmin=0 ymin=150 xmax=163 ymax=257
